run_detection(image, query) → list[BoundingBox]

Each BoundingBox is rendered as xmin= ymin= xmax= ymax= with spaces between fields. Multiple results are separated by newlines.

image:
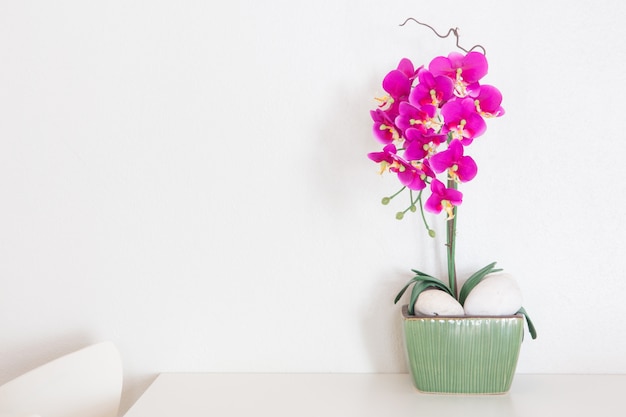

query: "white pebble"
xmin=463 ymin=272 xmax=523 ymax=316
xmin=414 ymin=289 xmax=465 ymax=316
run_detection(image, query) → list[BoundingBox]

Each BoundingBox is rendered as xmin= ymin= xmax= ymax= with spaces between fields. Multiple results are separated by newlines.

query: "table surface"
xmin=122 ymin=373 xmax=626 ymax=417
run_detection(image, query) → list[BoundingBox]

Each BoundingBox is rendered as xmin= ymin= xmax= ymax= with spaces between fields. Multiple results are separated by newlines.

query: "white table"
xmin=122 ymin=373 xmax=626 ymax=417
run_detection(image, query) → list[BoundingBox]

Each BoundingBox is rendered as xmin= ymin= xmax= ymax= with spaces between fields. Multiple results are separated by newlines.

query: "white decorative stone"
xmin=463 ymin=272 xmax=523 ymax=316
xmin=413 ymin=289 xmax=465 ymax=316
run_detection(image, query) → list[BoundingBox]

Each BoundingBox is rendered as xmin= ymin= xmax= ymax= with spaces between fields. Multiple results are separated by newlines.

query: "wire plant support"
xmin=399 ymin=18 xmax=487 ymax=56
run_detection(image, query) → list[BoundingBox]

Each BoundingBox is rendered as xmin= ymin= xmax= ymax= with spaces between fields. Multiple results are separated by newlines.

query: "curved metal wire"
xmin=399 ymin=18 xmax=487 ymax=56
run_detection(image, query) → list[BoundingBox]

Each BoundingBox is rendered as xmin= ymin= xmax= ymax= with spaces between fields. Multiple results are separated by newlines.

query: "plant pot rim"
xmin=401 ymin=304 xmax=523 ymax=320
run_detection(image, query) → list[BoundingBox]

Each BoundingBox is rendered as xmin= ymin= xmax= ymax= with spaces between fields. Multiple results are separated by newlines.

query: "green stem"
xmin=447 ymin=177 xmax=458 ymax=298
xmin=414 ymin=190 xmax=433 ymax=236
xmin=388 ymin=186 xmax=406 ymax=200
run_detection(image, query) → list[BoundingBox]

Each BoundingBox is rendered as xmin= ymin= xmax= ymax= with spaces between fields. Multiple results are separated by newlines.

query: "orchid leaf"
xmin=410 ymin=268 xmax=438 ymax=279
xmin=458 ymin=261 xmax=502 ymax=306
xmin=407 ymin=280 xmax=453 ymax=315
xmin=517 ymin=307 xmax=537 ymax=340
xmin=408 ymin=281 xmax=433 ymax=315
xmin=394 ymin=276 xmax=421 ymax=305
xmin=395 ymin=272 xmax=453 ymax=315
xmin=396 ymin=274 xmax=452 ymax=302
xmin=394 ymin=274 xmax=452 ymax=304
xmin=417 ymin=277 xmax=454 ymax=298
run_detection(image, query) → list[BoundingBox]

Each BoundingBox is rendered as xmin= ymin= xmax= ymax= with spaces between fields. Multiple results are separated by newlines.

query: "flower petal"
xmin=396 ymin=58 xmax=416 ymax=79
xmin=382 ymin=70 xmax=411 ymax=99
xmin=475 ymin=84 xmax=504 ymax=116
xmin=429 ymin=139 xmax=463 ymax=173
xmin=456 ymin=156 xmax=477 ymax=182
xmin=460 ymin=52 xmax=488 ymax=83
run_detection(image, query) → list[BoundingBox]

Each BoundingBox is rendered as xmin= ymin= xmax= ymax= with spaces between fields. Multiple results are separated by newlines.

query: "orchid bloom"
xmin=387 ymin=153 xmax=434 ymax=191
xmin=429 ymin=139 xmax=477 ymax=182
xmin=376 ymin=58 xmax=418 ymax=111
xmin=425 ymin=179 xmax=463 ymax=219
xmin=403 ymin=128 xmax=446 ymax=161
xmin=370 ymin=109 xmax=400 ymax=144
xmin=429 ymin=51 xmax=488 ymax=97
xmin=441 ymin=97 xmax=486 ymax=145
xmin=367 ymin=144 xmax=397 ymax=174
xmin=382 ymin=69 xmax=411 ymax=102
xmin=409 ymin=69 xmax=454 ymax=107
xmin=472 ymin=84 xmax=505 ymax=117
xmin=395 ymin=102 xmax=439 ymax=134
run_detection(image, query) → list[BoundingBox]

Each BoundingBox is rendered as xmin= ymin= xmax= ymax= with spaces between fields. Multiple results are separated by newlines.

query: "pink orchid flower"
xmin=441 ymin=97 xmax=486 ymax=145
xmin=367 ymin=144 xmax=397 ymax=175
xmin=404 ymin=128 xmax=446 ymax=161
xmin=375 ymin=59 xmax=418 ymax=113
xmin=472 ymin=84 xmax=505 ymax=117
xmin=380 ymin=58 xmax=419 ymax=105
xmin=425 ymin=179 xmax=463 ymax=219
xmin=395 ymin=102 xmax=439 ymax=134
xmin=370 ymin=109 xmax=400 ymax=144
xmin=409 ymin=69 xmax=454 ymax=107
xmin=368 ymin=143 xmax=397 ymax=164
xmin=387 ymin=153 xmax=434 ymax=191
xmin=429 ymin=51 xmax=488 ymax=85
xmin=429 ymin=139 xmax=477 ymax=182
xmin=382 ymin=69 xmax=411 ymax=101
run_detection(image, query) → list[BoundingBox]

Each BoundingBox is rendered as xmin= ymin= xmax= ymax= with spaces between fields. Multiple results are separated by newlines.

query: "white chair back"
xmin=0 ymin=341 xmax=122 ymax=417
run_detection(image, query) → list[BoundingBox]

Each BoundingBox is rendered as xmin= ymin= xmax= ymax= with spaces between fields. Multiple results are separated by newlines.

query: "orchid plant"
xmin=368 ymin=51 xmax=536 ymax=337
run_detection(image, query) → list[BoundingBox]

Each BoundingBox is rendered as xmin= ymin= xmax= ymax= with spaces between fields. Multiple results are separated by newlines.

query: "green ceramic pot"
xmin=402 ymin=305 xmax=524 ymax=394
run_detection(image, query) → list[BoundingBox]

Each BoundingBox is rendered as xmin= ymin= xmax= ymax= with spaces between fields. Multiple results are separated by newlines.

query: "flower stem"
xmin=414 ymin=190 xmax=434 ymax=237
xmin=446 ymin=177 xmax=458 ymax=298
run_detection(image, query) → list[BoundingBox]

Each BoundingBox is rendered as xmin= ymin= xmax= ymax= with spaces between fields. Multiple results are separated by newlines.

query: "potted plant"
xmin=367 ymin=20 xmax=537 ymax=394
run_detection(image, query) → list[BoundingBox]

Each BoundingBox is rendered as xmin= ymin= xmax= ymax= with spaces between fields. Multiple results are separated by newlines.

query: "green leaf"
xmin=394 ymin=276 xmax=421 ymax=305
xmin=395 ymin=271 xmax=453 ymax=304
xmin=458 ymin=261 xmax=501 ymax=306
xmin=394 ymin=272 xmax=453 ymax=315
xmin=416 ymin=277 xmax=454 ymax=298
xmin=409 ymin=268 xmax=437 ymax=279
xmin=408 ymin=281 xmax=433 ymax=315
xmin=516 ymin=306 xmax=538 ymax=340
xmin=407 ymin=280 xmax=453 ymax=315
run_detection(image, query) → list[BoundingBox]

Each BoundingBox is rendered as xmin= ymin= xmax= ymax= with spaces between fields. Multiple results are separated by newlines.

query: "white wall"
xmin=2 ymin=0 xmax=626 ymax=413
